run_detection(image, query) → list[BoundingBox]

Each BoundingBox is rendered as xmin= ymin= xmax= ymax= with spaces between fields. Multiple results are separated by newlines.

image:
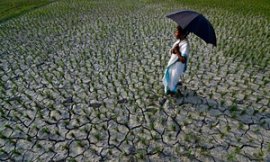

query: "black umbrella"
xmin=166 ymin=10 xmax=217 ymax=46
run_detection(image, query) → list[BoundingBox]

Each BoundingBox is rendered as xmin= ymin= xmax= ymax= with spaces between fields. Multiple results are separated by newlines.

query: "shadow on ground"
xmin=158 ymin=85 xmax=270 ymax=161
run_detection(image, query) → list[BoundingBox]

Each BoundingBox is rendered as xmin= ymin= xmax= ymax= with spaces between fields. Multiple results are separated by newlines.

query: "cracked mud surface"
xmin=0 ymin=0 xmax=270 ymax=161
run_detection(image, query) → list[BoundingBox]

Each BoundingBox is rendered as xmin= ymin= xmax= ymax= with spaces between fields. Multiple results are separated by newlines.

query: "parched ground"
xmin=0 ymin=0 xmax=270 ymax=161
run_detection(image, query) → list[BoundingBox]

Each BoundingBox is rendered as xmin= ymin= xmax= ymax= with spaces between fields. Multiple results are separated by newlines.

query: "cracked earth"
xmin=0 ymin=0 xmax=270 ymax=161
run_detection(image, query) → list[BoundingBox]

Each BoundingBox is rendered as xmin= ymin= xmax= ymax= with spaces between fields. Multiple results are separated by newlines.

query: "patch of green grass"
xmin=0 ymin=0 xmax=55 ymax=23
xmin=226 ymin=152 xmax=237 ymax=161
xmin=176 ymin=0 xmax=270 ymax=19
xmin=229 ymin=104 xmax=238 ymax=112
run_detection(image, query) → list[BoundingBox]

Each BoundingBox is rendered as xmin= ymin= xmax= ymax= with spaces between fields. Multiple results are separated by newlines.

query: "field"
xmin=0 ymin=0 xmax=54 ymax=23
xmin=0 ymin=0 xmax=270 ymax=161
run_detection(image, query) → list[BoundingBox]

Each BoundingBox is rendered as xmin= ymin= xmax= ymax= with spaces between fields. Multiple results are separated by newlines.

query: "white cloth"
xmin=163 ymin=38 xmax=189 ymax=93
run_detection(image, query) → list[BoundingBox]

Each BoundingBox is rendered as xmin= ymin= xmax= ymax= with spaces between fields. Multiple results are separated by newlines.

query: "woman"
xmin=163 ymin=25 xmax=190 ymax=96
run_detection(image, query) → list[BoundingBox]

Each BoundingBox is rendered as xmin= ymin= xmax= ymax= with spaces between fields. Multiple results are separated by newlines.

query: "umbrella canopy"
xmin=166 ymin=10 xmax=217 ymax=46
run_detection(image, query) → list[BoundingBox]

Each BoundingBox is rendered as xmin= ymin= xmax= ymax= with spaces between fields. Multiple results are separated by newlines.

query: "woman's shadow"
xmin=160 ymin=85 xmax=270 ymax=131
xmin=159 ymin=85 xmax=270 ymax=160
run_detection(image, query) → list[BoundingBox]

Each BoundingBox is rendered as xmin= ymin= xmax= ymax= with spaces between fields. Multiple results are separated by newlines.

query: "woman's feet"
xmin=165 ymin=90 xmax=182 ymax=97
xmin=165 ymin=90 xmax=174 ymax=96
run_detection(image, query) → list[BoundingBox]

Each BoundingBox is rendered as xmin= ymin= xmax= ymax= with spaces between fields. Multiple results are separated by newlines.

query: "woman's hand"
xmin=172 ymin=46 xmax=186 ymax=63
xmin=172 ymin=45 xmax=179 ymax=54
xmin=170 ymin=48 xmax=173 ymax=54
xmin=178 ymin=56 xmax=186 ymax=63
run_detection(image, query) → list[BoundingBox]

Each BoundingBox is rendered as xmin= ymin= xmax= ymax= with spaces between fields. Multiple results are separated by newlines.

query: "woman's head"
xmin=174 ymin=25 xmax=187 ymax=39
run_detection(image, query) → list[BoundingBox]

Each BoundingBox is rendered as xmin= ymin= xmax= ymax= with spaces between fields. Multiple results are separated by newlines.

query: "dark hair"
xmin=177 ymin=25 xmax=188 ymax=38
xmin=177 ymin=25 xmax=183 ymax=33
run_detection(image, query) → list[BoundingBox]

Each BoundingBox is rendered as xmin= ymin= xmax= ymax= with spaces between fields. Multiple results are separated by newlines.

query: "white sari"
xmin=163 ymin=38 xmax=189 ymax=93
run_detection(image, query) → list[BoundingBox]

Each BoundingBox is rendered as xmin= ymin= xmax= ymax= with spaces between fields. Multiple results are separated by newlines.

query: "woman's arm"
xmin=172 ymin=46 xmax=186 ymax=63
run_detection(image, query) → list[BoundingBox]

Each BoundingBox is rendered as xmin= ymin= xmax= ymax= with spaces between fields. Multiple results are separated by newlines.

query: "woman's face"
xmin=174 ymin=28 xmax=182 ymax=39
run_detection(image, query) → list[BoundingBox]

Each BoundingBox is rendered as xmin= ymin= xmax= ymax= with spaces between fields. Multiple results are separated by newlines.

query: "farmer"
xmin=162 ymin=25 xmax=190 ymax=96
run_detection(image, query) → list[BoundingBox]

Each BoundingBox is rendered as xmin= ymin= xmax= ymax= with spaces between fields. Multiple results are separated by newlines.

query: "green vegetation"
xmin=177 ymin=0 xmax=270 ymax=18
xmin=0 ymin=0 xmax=54 ymax=23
